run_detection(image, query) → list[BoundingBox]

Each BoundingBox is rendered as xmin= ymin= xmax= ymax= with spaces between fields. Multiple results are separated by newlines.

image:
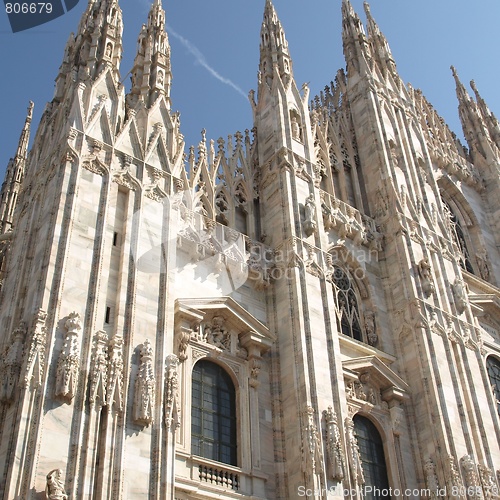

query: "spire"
xmin=0 ymin=101 xmax=34 ymax=234
xmin=127 ymin=0 xmax=172 ymax=109
xmin=363 ymin=1 xmax=397 ymax=78
xmin=54 ymin=0 xmax=123 ymax=100
xmin=470 ymin=79 xmax=500 ymax=147
xmin=341 ymin=0 xmax=370 ymax=78
xmin=259 ymin=0 xmax=293 ymax=87
xmin=451 ymin=66 xmax=487 ymax=159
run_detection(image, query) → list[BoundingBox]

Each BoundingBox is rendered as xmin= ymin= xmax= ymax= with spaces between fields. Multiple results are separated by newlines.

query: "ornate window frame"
xmin=173 ymin=297 xmax=275 ymax=497
xmin=342 ymin=356 xmax=410 ymax=496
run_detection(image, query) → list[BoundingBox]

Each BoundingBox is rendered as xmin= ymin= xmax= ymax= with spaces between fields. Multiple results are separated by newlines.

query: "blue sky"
xmin=1 ymin=0 xmax=499 ymax=178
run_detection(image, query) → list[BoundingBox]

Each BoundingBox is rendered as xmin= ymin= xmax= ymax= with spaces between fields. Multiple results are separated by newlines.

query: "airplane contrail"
xmin=166 ymin=24 xmax=248 ymax=100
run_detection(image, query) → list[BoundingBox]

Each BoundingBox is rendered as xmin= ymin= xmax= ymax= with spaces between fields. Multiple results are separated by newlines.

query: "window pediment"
xmin=175 ymin=297 xmax=275 ymax=360
xmin=343 ymin=356 xmax=409 ymax=402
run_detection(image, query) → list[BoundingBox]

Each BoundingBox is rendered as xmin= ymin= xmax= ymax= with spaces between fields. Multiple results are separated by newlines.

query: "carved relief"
xmin=134 ymin=339 xmax=156 ymax=426
xmin=55 ymin=312 xmax=83 ymax=401
xmin=446 ymin=455 xmax=465 ymax=498
xmin=176 ymin=327 xmax=192 ymax=362
xmin=460 ymin=455 xmax=483 ymax=499
xmin=107 ymin=334 xmax=124 ymax=412
xmin=164 ymin=354 xmax=180 ymax=430
xmin=478 ymin=464 xmax=499 ymax=499
xmin=424 ymin=458 xmax=441 ymax=499
xmin=249 ymin=358 xmax=261 ymax=388
xmin=200 ymin=316 xmax=230 ymax=351
xmin=45 ymin=468 xmax=68 ymax=500
xmin=323 ymin=406 xmax=345 ymax=482
xmin=22 ymin=309 xmax=48 ymax=389
xmin=0 ymin=322 xmax=26 ymax=403
xmin=303 ymin=406 xmax=323 ymax=474
xmin=345 ymin=415 xmax=364 ymax=487
xmin=89 ymin=330 xmax=108 ymax=409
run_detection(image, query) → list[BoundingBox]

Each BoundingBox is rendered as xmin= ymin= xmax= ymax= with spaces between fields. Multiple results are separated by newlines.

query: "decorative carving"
xmin=346 ymin=380 xmax=370 ymax=402
xmin=82 ymin=158 xmax=106 ymax=176
xmin=452 ymin=277 xmax=468 ymax=314
xmin=134 ymin=339 xmax=156 ymax=426
xmin=323 ymin=406 xmax=345 ymax=482
xmin=0 ymin=322 xmax=26 ymax=403
xmin=249 ymin=358 xmax=261 ymax=388
xmin=424 ymin=458 xmax=440 ymax=498
xmin=45 ymin=469 xmax=68 ymax=500
xmin=55 ymin=311 xmax=82 ymax=401
xmin=418 ymin=258 xmax=435 ymax=297
xmin=303 ymin=194 xmax=317 ymax=237
xmin=22 ymin=309 xmax=47 ymax=389
xmin=89 ymin=330 xmax=108 ymax=409
xmin=107 ymin=334 xmax=124 ymax=412
xmin=461 ymin=455 xmax=482 ymax=499
xmin=202 ymin=316 xmax=230 ymax=351
xmin=446 ymin=454 xmax=465 ymax=498
xmin=176 ymin=327 xmax=192 ymax=362
xmin=164 ymin=354 xmax=181 ymax=430
xmin=303 ymin=406 xmax=323 ymax=474
xmin=345 ymin=415 xmax=364 ymax=487
xmin=478 ymin=464 xmax=498 ymax=499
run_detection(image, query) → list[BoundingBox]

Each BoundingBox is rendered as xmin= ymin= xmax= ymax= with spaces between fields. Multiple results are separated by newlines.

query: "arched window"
xmin=332 ymin=268 xmax=363 ymax=342
xmin=487 ymin=356 xmax=500 ymax=417
xmin=442 ymin=198 xmax=474 ymax=274
xmin=191 ymin=360 xmax=237 ymax=466
xmin=353 ymin=415 xmax=390 ymax=499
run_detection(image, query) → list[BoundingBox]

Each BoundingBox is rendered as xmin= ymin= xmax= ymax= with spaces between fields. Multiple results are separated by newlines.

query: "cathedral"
xmin=1 ymin=0 xmax=500 ymax=498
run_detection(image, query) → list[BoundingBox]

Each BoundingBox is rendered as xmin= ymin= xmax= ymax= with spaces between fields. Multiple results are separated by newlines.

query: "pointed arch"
xmin=438 ymin=177 xmax=490 ymax=279
xmin=328 ymin=246 xmax=377 ymax=346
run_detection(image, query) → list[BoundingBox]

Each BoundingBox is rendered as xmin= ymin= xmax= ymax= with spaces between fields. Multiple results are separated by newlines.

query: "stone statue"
xmin=45 ymin=469 xmax=68 ymax=500
xmin=418 ymin=258 xmax=435 ymax=297
xmin=303 ymin=194 xmax=317 ymax=237
xmin=291 ymin=115 xmax=301 ymax=141
xmin=364 ymin=311 xmax=378 ymax=346
xmin=476 ymin=252 xmax=490 ymax=282
xmin=452 ymin=277 xmax=468 ymax=314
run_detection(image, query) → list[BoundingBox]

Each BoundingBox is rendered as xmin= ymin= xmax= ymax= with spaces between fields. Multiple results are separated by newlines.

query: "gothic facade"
xmin=0 ymin=0 xmax=499 ymax=498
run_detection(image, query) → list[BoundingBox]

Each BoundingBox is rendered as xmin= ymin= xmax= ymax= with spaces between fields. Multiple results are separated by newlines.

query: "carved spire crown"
xmin=259 ymin=0 xmax=293 ymax=87
xmin=0 ymin=100 xmax=34 ymax=234
xmin=54 ymin=0 xmax=123 ymax=101
xmin=127 ymin=0 xmax=172 ymax=109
